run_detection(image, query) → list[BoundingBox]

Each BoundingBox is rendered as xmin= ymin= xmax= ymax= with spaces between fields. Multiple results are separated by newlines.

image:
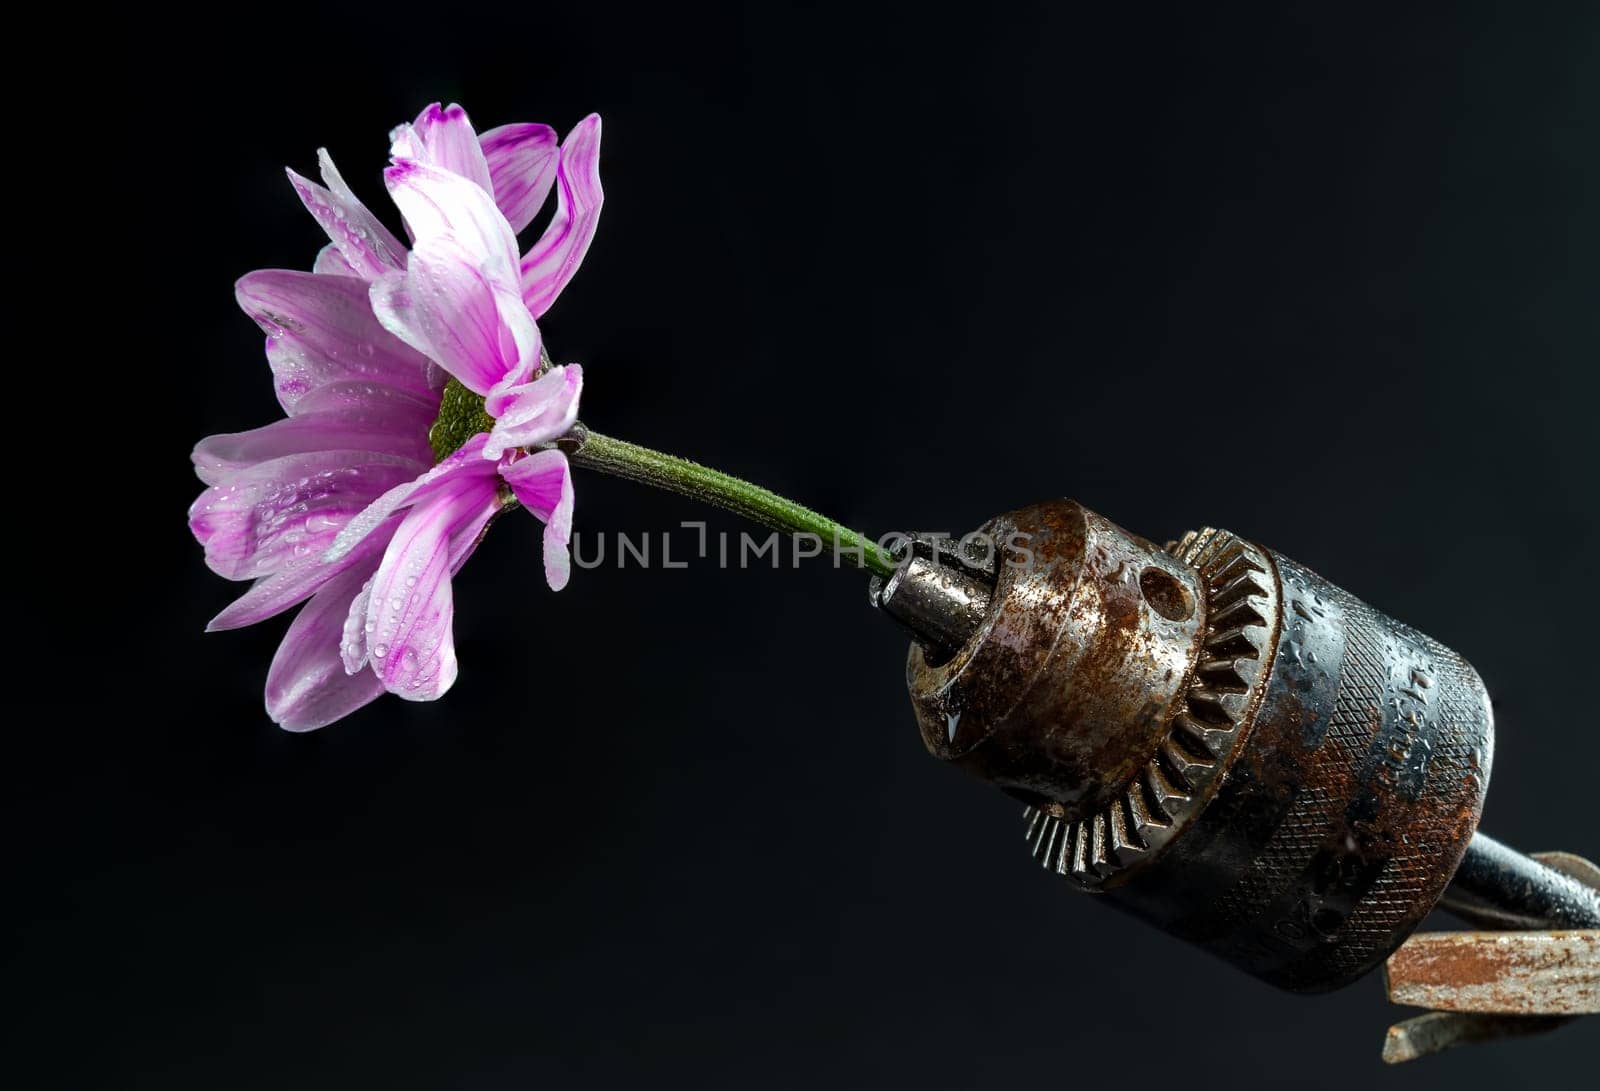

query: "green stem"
xmin=567 ymin=430 xmax=897 ymax=578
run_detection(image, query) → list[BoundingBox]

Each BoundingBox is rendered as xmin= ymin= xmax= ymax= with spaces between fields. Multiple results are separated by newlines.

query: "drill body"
xmin=1102 ymin=539 xmax=1492 ymax=990
xmin=889 ymin=500 xmax=1495 ymax=992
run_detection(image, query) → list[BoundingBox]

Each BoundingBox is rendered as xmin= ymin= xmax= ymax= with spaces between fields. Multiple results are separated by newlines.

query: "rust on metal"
xmin=893 ymin=498 xmax=1494 ymax=991
xmin=1380 ymin=1011 xmax=1572 ymax=1064
xmin=903 ymin=500 xmax=1208 ymax=823
xmin=1380 ymin=849 xmax=1598 ymax=1062
xmin=1384 ymin=930 xmax=1600 ymax=1015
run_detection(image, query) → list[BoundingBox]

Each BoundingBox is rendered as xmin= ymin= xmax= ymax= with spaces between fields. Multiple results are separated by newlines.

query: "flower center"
xmin=429 ymin=378 xmax=496 ymax=462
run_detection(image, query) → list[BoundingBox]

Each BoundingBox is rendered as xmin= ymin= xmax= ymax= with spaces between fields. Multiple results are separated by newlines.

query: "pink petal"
xmin=394 ymin=103 xmax=493 ymax=193
xmin=286 ymin=151 xmax=407 ymax=280
xmin=236 ymin=270 xmax=439 ymax=412
xmin=482 ymin=364 xmax=583 ymax=460
xmin=492 ymin=283 xmax=541 ymax=390
xmin=289 ymin=380 xmax=440 ymax=419
xmin=190 ymin=451 xmax=426 ymax=582
xmin=500 ymin=448 xmax=575 ymax=591
xmin=365 ymin=271 xmax=419 ymax=353
xmin=444 ymin=485 xmax=503 ymax=576
xmin=362 ymin=475 xmax=504 ymax=700
xmin=382 ymin=159 xmax=520 ymax=286
xmin=479 ymin=122 xmax=558 ymax=234
xmin=340 ymin=475 xmax=495 ymax=670
xmin=369 ymin=236 xmax=540 ymax=397
xmin=323 ymin=435 xmax=496 ymax=565
xmin=313 ymin=244 xmax=357 ymax=276
xmin=206 ymin=510 xmax=399 ymax=632
xmin=265 ymin=556 xmax=388 ymax=731
xmin=192 ymin=408 xmax=433 ymax=486
xmin=519 ymin=115 xmax=604 ymax=318
xmin=340 ymin=572 xmax=377 ymax=674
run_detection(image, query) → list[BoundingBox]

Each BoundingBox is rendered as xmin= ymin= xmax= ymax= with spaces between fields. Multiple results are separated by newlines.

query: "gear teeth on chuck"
xmin=1027 ymin=527 xmax=1280 ymax=891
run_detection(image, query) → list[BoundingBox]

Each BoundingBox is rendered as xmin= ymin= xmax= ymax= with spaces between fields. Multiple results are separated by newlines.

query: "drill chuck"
xmin=876 ymin=498 xmax=1504 ymax=992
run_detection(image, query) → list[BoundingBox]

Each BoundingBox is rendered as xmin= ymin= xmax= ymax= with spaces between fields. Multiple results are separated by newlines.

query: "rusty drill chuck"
xmin=874 ymin=498 xmax=1519 ymax=992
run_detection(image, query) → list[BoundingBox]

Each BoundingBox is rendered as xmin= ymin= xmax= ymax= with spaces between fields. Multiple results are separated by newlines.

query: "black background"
xmin=29 ymin=2 xmax=1600 ymax=1087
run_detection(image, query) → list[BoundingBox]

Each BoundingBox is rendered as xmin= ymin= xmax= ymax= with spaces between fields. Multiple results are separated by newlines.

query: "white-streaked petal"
xmin=190 ymin=450 xmax=426 ymax=582
xmin=323 ymin=436 xmax=496 ymax=565
xmin=482 ymin=364 xmax=582 ymax=460
xmin=340 ymin=571 xmax=377 ymax=674
xmin=479 ymin=122 xmax=559 ymax=234
xmin=362 ymin=475 xmax=503 ymax=699
xmin=192 ymin=408 xmax=433 ymax=486
xmin=383 ymin=159 xmax=520 ymax=286
xmin=397 ymin=102 xmax=493 ymax=192
xmin=499 ymin=449 xmax=575 ymax=591
xmin=206 ymin=510 xmax=400 ymax=632
xmin=286 ymin=151 xmax=407 ymax=280
xmin=519 ymin=115 xmax=604 ymax=318
xmin=369 ymin=235 xmax=539 ymax=396
xmin=266 ymin=557 xmax=388 ymax=731
xmin=312 ymin=243 xmax=357 ymax=276
xmin=236 ymin=270 xmax=440 ymax=411
xmin=288 ymin=380 xmax=440 ymax=419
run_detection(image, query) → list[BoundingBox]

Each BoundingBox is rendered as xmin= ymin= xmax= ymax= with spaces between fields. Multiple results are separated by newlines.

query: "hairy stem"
xmin=567 ymin=430 xmax=897 ymax=577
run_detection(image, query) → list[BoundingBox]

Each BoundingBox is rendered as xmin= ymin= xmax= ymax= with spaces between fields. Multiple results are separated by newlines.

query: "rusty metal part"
xmin=1380 ymin=1011 xmax=1571 ymax=1064
xmin=1532 ymin=851 xmax=1600 ymax=891
xmin=895 ymin=501 xmax=1210 ymax=828
xmin=1384 ymin=930 xmax=1600 ymax=1014
xmin=891 ymin=498 xmax=1498 ymax=993
xmin=1380 ymin=849 xmax=1599 ymax=1062
xmin=1025 ymin=526 xmax=1283 ymax=889
xmin=1440 ymin=835 xmax=1600 ymax=930
xmin=896 ymin=502 xmax=1203 ymax=825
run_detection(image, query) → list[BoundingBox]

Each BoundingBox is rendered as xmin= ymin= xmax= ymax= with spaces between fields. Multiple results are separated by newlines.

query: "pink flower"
xmin=191 ymin=103 xmax=603 ymax=730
